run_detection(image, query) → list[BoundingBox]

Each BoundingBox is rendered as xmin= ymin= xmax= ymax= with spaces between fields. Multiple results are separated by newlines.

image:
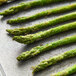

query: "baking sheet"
xmin=0 ymin=0 xmax=76 ymax=76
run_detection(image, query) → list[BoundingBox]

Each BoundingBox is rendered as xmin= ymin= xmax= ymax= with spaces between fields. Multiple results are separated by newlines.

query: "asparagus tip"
xmin=32 ymin=67 xmax=37 ymax=74
xmin=31 ymin=66 xmax=36 ymax=74
xmin=17 ymin=53 xmax=27 ymax=61
xmin=7 ymin=19 xmax=14 ymax=24
xmin=13 ymin=36 xmax=25 ymax=44
xmin=13 ymin=35 xmax=29 ymax=44
xmin=32 ymin=70 xmax=35 ymax=75
xmin=7 ymin=20 xmax=10 ymax=24
xmin=6 ymin=29 xmax=11 ymax=33
xmin=16 ymin=56 xmax=21 ymax=61
xmin=0 ymin=12 xmax=4 ymax=15
xmin=13 ymin=36 xmax=19 ymax=40
xmin=31 ymin=66 xmax=35 ymax=70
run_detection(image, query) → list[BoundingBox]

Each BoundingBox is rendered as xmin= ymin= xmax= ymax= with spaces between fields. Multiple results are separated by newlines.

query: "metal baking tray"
xmin=0 ymin=0 xmax=76 ymax=76
xmin=0 ymin=64 xmax=6 ymax=76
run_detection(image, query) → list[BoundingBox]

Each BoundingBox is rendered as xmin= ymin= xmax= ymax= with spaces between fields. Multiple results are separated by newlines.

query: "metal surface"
xmin=0 ymin=64 xmax=6 ymax=76
xmin=0 ymin=0 xmax=76 ymax=76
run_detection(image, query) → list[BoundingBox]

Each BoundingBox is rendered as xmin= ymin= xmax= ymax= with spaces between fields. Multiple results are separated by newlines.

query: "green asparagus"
xmin=6 ymin=12 xmax=76 ymax=35
xmin=13 ymin=22 xmax=76 ymax=44
xmin=0 ymin=0 xmax=72 ymax=16
xmin=7 ymin=4 xmax=76 ymax=24
xmin=17 ymin=35 xmax=76 ymax=61
xmin=51 ymin=64 xmax=76 ymax=76
xmin=32 ymin=49 xmax=76 ymax=73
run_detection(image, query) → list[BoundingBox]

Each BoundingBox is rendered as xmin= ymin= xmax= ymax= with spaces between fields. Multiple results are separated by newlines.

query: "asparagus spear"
xmin=17 ymin=35 xmax=76 ymax=61
xmin=32 ymin=49 xmax=76 ymax=73
xmin=0 ymin=0 xmax=71 ymax=16
xmin=51 ymin=64 xmax=76 ymax=76
xmin=6 ymin=12 xmax=76 ymax=35
xmin=7 ymin=4 xmax=76 ymax=24
xmin=14 ymin=21 xmax=76 ymax=44
xmin=13 ymin=22 xmax=76 ymax=44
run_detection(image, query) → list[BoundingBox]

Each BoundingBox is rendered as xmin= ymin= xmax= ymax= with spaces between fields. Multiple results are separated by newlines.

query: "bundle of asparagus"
xmin=32 ymin=49 xmax=76 ymax=73
xmin=17 ymin=35 xmax=76 ymax=61
xmin=7 ymin=12 xmax=76 ymax=36
xmin=0 ymin=0 xmax=71 ymax=16
xmin=7 ymin=4 xmax=76 ymax=24
xmin=51 ymin=64 xmax=76 ymax=76
xmin=13 ymin=22 xmax=76 ymax=44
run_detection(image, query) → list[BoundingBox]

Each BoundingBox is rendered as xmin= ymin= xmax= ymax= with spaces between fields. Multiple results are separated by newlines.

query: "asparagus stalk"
xmin=0 ymin=0 xmax=71 ymax=16
xmin=7 ymin=4 xmax=76 ymax=24
xmin=51 ymin=64 xmax=76 ymax=76
xmin=13 ymin=22 xmax=76 ymax=44
xmin=32 ymin=49 xmax=76 ymax=73
xmin=6 ymin=12 xmax=76 ymax=36
xmin=17 ymin=35 xmax=76 ymax=61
